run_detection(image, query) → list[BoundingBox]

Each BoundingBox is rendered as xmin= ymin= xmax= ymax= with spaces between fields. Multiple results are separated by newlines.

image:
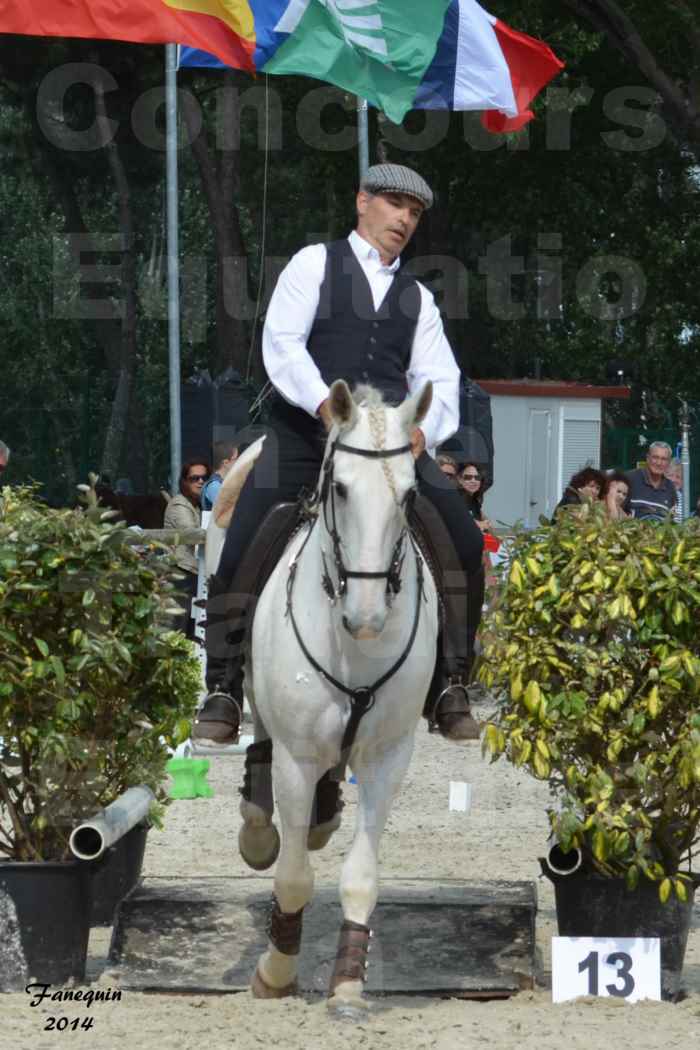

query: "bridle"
xmin=285 ymin=434 xmax=426 ymax=772
xmin=319 ymin=438 xmax=414 ymax=605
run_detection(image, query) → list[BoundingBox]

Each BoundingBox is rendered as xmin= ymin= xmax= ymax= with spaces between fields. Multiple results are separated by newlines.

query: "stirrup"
xmin=426 ymin=678 xmax=469 ymax=732
xmin=192 ymin=691 xmax=242 ymax=745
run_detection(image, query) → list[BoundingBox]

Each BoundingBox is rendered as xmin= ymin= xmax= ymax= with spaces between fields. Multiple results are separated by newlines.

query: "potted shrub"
xmin=0 ymin=484 xmax=201 ymax=987
xmin=479 ymin=504 xmax=700 ymax=999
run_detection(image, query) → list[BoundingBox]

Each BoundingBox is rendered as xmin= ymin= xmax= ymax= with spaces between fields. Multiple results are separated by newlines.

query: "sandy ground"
xmin=2 ymin=691 xmax=699 ymax=1049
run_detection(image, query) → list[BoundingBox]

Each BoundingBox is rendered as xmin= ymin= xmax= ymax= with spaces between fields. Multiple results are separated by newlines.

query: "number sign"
xmin=552 ymin=937 xmax=661 ymax=1003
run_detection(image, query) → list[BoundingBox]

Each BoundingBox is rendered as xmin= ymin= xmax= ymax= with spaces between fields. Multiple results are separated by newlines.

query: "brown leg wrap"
xmin=312 ymin=772 xmax=344 ymax=828
xmin=268 ymin=895 xmax=304 ymax=956
xmin=328 ymin=920 xmax=372 ymax=996
xmin=240 ymin=738 xmax=274 ymax=817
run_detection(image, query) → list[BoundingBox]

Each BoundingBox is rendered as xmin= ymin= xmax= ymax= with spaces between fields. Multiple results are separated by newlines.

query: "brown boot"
xmin=427 ymin=680 xmax=481 ymax=742
xmin=192 ymin=691 xmax=242 ymax=745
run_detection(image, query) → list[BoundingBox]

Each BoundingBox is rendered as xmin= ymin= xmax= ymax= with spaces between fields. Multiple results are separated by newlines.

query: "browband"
xmin=333 ymin=440 xmax=411 ymax=459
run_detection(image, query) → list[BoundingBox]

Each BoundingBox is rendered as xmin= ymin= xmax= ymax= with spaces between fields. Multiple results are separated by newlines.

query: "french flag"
xmin=415 ymin=0 xmax=564 ymax=132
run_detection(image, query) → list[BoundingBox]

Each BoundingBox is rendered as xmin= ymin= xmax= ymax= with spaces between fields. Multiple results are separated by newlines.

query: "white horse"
xmin=209 ymin=380 xmax=439 ymax=1012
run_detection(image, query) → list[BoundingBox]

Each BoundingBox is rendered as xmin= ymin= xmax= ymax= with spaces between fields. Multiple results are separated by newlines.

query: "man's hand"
xmin=410 ymin=427 xmax=426 ymax=459
xmin=317 ymin=399 xmax=333 ymax=432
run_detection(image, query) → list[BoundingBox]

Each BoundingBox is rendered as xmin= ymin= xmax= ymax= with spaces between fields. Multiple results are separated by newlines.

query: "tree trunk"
xmin=91 ymin=59 xmax=138 ymax=480
xmin=181 ymin=74 xmax=251 ymax=377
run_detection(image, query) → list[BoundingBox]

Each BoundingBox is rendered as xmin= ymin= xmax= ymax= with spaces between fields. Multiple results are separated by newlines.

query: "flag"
xmin=261 ymin=1 xmax=452 ymax=125
xmin=415 ymin=0 xmax=564 ymax=131
xmin=0 ymin=1 xmax=259 ymax=70
xmin=182 ymin=0 xmax=563 ymax=130
xmin=0 ymin=1 xmax=452 ymax=125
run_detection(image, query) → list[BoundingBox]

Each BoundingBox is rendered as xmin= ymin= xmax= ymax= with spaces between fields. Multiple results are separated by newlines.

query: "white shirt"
xmin=261 ymin=230 xmax=460 ymax=450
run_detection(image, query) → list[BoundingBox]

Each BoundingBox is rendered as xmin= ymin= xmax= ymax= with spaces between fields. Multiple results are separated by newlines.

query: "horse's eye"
xmin=334 ymin=482 xmax=348 ymax=500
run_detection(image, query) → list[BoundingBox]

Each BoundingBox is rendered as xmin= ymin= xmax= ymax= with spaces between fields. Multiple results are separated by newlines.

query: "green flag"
xmin=265 ymin=0 xmax=451 ymax=124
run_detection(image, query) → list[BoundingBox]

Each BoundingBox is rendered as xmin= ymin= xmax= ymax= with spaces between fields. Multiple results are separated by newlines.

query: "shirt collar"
xmin=348 ymin=230 xmax=401 ymax=273
xmin=643 ymin=467 xmax=670 ymax=489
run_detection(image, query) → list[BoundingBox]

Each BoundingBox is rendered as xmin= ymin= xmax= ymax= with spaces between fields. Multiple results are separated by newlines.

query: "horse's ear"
xmin=328 ymin=380 xmax=358 ymax=428
xmin=400 ymin=381 xmax=433 ymax=429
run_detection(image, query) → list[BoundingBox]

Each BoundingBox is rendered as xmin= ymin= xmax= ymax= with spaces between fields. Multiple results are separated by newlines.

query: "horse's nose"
xmin=342 ymin=612 xmax=384 ymax=640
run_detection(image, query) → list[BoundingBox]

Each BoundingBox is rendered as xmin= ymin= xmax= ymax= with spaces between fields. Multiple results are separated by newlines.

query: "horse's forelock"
xmin=352 ymin=384 xmax=386 ymax=411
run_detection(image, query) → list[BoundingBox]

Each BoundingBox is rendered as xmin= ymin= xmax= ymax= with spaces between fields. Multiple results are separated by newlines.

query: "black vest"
xmin=306 ymin=239 xmax=421 ymax=405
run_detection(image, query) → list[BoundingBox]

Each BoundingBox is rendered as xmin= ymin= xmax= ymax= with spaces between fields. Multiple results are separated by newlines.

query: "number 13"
xmin=578 ymin=950 xmax=636 ymax=997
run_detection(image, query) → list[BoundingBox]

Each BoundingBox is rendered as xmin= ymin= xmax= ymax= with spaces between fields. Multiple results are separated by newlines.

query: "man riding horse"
xmin=195 ymin=163 xmax=484 ymax=750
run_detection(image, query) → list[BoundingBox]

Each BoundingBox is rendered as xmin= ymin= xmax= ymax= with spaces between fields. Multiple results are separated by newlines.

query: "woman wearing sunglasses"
xmin=457 ymin=463 xmax=494 ymax=534
xmin=164 ymin=459 xmax=210 ymax=639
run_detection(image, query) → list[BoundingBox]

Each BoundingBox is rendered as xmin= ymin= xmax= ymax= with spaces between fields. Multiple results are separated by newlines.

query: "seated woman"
xmin=164 ymin=459 xmax=210 ymax=640
xmin=603 ymin=470 xmax=631 ymax=520
xmin=552 ymin=467 xmax=606 ymax=522
xmin=457 ymin=462 xmax=493 ymax=533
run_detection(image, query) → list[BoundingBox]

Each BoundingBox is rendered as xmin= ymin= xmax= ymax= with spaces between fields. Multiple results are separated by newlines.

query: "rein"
xmin=285 ymin=436 xmax=425 ymax=772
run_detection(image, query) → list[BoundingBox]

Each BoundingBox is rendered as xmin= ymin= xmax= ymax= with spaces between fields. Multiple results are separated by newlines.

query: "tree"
xmin=562 ymin=1 xmax=700 ymax=161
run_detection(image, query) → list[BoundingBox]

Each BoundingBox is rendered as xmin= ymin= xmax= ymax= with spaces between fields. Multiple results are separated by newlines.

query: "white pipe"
xmin=545 ymin=841 xmax=583 ymax=876
xmin=69 ymin=786 xmax=155 ymax=861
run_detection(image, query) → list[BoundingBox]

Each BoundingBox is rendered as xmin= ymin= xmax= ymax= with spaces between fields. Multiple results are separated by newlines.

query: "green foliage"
xmin=0 ymin=486 xmax=201 ymax=861
xmin=480 ymin=504 xmax=700 ymax=899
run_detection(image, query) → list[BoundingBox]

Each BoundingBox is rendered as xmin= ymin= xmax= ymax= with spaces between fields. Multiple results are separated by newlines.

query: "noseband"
xmin=319 ymin=438 xmax=414 ymax=605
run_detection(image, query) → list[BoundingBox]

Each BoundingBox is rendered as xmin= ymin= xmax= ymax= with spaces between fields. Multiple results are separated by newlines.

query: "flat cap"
xmin=360 ymin=164 xmax=433 ymax=210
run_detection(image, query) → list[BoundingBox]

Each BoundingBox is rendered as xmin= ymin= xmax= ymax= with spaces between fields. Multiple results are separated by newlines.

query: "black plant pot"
xmin=89 ymin=823 xmax=149 ymax=926
xmin=0 ymin=859 xmax=92 ymax=991
xmin=540 ymin=859 xmax=699 ymax=1001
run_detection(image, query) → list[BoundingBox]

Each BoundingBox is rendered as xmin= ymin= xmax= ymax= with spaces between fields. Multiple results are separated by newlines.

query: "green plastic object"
xmin=166 ymin=756 xmax=214 ymax=799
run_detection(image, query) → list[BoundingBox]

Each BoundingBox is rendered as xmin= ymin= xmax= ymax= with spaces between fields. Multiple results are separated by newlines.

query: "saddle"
xmin=227 ymin=494 xmax=459 ymax=634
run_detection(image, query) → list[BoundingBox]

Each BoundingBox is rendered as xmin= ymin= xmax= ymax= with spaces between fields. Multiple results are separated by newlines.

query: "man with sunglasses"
xmin=197 ymin=164 xmax=484 ymax=750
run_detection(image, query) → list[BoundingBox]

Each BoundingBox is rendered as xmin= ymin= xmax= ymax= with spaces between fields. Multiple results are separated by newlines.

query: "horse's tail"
xmin=205 ymin=436 xmax=266 ymax=579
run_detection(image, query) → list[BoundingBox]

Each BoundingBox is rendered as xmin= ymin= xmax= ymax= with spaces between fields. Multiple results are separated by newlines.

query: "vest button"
xmin=367 ymin=353 xmax=374 ymax=361
xmin=372 ymin=321 xmax=379 ymax=328
xmin=369 ymin=336 xmax=376 ymax=344
xmin=362 ymin=371 xmax=369 ymax=380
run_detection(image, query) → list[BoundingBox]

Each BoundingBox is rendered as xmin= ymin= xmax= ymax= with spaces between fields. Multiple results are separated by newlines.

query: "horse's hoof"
xmin=327 ymin=991 xmax=370 ymax=1022
xmin=251 ymin=967 xmax=297 ymax=999
xmin=307 ymin=812 xmax=342 ymax=851
xmin=239 ymin=823 xmax=280 ymax=871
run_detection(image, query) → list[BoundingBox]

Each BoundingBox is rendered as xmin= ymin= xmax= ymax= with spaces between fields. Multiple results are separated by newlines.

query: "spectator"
xmin=0 ymin=440 xmax=10 ymax=476
xmin=666 ymin=458 xmax=684 ymax=523
xmin=436 ymin=453 xmax=458 ymax=479
xmin=164 ymin=459 xmax=209 ymax=639
xmin=455 ymin=461 xmax=493 ymax=675
xmin=625 ymin=442 xmax=676 ymax=520
xmin=552 ymin=467 xmax=606 ymax=522
xmin=202 ymin=441 xmax=238 ymax=512
xmin=603 ymin=470 xmax=631 ymax=521
xmin=457 ymin=462 xmax=494 ymax=534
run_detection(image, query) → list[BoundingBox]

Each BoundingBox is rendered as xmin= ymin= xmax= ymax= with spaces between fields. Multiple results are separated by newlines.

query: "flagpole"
xmin=357 ymin=97 xmax=369 ymax=179
xmin=165 ymin=43 xmax=182 ymax=494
